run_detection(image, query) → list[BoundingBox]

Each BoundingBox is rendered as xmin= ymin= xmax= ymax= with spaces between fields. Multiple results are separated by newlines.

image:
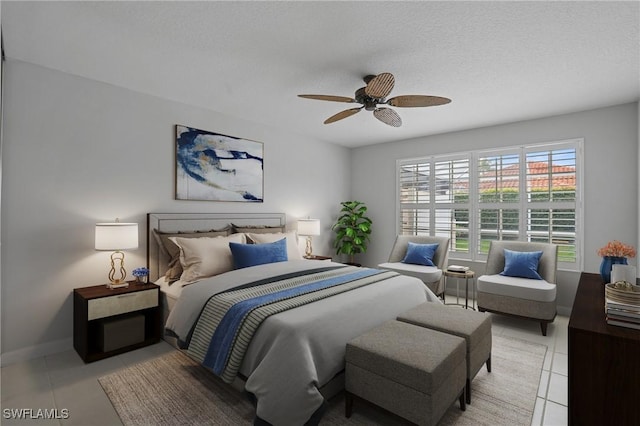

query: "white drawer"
xmin=88 ymin=289 xmax=158 ymax=321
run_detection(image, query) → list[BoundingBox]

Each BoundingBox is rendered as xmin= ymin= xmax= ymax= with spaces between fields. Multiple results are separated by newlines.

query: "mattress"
xmin=155 ymin=277 xmax=186 ymax=346
xmin=155 ymin=276 xmax=183 ymax=305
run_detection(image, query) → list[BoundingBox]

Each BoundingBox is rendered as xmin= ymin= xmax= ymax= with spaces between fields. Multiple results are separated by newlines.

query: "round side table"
xmin=443 ymin=269 xmax=476 ymax=310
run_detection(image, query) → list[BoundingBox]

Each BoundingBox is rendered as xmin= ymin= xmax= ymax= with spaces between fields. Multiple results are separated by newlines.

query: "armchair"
xmin=378 ymin=235 xmax=450 ymax=297
xmin=477 ymin=241 xmax=558 ymax=336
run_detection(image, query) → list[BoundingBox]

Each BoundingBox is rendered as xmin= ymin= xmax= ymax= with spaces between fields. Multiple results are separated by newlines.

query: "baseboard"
xmin=0 ymin=337 xmax=73 ymax=367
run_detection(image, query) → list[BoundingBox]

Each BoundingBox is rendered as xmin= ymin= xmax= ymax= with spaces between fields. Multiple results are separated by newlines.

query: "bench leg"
xmin=486 ymin=354 xmax=492 ymax=373
xmin=459 ymin=388 xmax=466 ymax=411
xmin=345 ymin=391 xmax=353 ymax=418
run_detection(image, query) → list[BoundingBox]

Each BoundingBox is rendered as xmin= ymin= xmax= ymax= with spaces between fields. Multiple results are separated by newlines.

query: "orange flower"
xmin=597 ymin=240 xmax=636 ymax=258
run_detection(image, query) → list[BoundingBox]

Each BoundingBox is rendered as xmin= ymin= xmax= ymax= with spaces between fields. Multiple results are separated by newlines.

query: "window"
xmin=524 ymin=147 xmax=578 ymax=264
xmin=477 ymin=150 xmax=521 ymax=254
xmin=397 ymin=139 xmax=582 ymax=270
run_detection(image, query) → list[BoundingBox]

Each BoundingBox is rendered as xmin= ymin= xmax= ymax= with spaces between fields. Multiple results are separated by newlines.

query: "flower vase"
xmin=599 ymin=256 xmax=627 ymax=283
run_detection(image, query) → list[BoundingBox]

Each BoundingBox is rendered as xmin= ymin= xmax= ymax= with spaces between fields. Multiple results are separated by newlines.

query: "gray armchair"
xmin=477 ymin=241 xmax=558 ymax=336
xmin=378 ymin=235 xmax=450 ymax=297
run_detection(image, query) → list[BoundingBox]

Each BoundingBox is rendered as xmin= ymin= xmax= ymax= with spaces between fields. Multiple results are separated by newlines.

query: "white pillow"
xmin=169 ymin=233 xmax=246 ymax=283
xmin=247 ymin=231 xmax=303 ymax=260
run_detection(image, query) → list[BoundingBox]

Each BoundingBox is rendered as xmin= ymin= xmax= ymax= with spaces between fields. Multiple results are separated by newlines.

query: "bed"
xmin=147 ymin=212 xmax=440 ymax=425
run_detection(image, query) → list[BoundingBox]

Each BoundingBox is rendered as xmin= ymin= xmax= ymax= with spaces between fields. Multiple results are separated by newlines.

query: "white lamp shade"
xmin=95 ymin=223 xmax=139 ymax=250
xmin=297 ymin=219 xmax=321 ymax=236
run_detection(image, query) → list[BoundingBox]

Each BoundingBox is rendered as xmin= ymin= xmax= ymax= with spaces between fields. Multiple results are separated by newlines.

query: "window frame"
xmin=396 ymin=138 xmax=584 ymax=272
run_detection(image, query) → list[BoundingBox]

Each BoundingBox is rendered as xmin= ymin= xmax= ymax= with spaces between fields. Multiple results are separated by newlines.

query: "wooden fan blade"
xmin=387 ymin=95 xmax=452 ymax=108
xmin=373 ymin=108 xmax=402 ymax=127
xmin=324 ymin=107 xmax=363 ymax=124
xmin=298 ymin=94 xmax=356 ymax=103
xmin=365 ymin=72 xmax=395 ymax=98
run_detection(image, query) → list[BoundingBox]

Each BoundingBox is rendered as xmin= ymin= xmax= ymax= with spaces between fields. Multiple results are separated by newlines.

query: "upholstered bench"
xmin=345 ymin=320 xmax=466 ymax=425
xmin=397 ymin=302 xmax=492 ymax=404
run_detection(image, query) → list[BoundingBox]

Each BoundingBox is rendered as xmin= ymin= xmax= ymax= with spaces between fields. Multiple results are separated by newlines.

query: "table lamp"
xmin=95 ymin=221 xmax=139 ymax=288
xmin=297 ymin=218 xmax=321 ymax=258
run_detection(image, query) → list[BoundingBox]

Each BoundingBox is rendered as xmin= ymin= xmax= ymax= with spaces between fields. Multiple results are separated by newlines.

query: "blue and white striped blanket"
xmin=186 ymin=265 xmax=398 ymax=382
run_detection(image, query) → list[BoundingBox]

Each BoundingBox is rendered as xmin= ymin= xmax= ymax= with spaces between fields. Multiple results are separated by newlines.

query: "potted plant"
xmin=332 ymin=201 xmax=372 ymax=265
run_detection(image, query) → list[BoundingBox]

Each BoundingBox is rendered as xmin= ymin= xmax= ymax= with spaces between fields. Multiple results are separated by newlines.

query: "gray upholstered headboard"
xmin=147 ymin=212 xmax=286 ymax=281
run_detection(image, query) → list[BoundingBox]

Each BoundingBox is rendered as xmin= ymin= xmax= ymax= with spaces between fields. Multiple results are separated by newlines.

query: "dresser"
xmin=73 ymin=282 xmax=161 ymax=362
xmin=568 ymin=272 xmax=640 ymax=425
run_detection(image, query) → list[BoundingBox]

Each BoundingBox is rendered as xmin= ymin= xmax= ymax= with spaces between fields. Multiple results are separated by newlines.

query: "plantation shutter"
xmin=397 ymin=139 xmax=581 ymax=270
xmin=434 ymin=157 xmax=470 ymax=257
xmin=476 ymin=151 xmax=521 ymax=254
xmin=399 ymin=162 xmax=430 ymax=235
xmin=525 ymin=146 xmax=578 ymax=266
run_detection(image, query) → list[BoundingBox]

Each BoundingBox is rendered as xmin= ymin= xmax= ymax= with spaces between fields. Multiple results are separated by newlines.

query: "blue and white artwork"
xmin=175 ymin=125 xmax=264 ymax=202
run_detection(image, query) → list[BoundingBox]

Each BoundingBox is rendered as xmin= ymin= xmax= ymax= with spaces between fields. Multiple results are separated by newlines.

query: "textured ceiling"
xmin=2 ymin=1 xmax=639 ymax=147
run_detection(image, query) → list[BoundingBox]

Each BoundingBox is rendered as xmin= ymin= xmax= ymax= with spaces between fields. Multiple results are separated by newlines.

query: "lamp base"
xmin=305 ymin=236 xmax=313 ymax=258
xmin=107 ymin=251 xmax=129 ymax=289
xmin=107 ymin=281 xmax=129 ymax=289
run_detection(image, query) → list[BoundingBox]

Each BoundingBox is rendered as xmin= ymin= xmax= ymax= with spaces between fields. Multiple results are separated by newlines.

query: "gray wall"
xmin=351 ymin=102 xmax=639 ymax=314
xmin=0 ymin=60 xmax=351 ymax=364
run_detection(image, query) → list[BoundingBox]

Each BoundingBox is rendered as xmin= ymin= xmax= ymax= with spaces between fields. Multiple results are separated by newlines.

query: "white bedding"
xmin=155 ymin=277 xmax=188 ymax=344
xmin=166 ymin=260 xmax=441 ymax=425
xmin=155 ymin=276 xmax=186 ymax=302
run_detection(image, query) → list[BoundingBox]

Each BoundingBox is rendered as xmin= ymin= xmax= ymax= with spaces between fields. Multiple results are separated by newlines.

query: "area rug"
xmin=99 ymin=335 xmax=546 ymax=425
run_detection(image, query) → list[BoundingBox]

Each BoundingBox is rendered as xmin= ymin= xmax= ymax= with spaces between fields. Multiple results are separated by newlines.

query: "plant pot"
xmin=599 ymin=256 xmax=627 ymax=283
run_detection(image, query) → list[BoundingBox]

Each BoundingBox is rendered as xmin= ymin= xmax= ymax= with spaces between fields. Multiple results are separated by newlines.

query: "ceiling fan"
xmin=298 ymin=72 xmax=451 ymax=127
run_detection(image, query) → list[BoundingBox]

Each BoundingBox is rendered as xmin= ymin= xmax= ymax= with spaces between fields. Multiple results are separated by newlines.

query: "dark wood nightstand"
xmin=73 ymin=282 xmax=161 ymax=363
xmin=304 ymin=255 xmax=332 ymax=261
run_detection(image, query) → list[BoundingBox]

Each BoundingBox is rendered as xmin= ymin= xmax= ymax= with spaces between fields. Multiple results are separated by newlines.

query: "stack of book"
xmin=605 ymin=282 xmax=640 ymax=330
xmin=447 ymin=265 xmax=469 ymax=273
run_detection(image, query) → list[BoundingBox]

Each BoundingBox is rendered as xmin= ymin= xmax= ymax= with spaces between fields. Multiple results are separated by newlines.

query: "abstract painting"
xmin=175 ymin=125 xmax=264 ymax=202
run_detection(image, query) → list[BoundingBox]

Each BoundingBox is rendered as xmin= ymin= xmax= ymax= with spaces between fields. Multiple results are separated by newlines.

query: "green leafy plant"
xmin=332 ymin=201 xmax=372 ymax=264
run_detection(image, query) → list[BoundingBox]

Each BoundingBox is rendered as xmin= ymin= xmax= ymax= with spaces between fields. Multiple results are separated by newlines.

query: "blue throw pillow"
xmin=500 ymin=249 xmax=543 ymax=280
xmin=229 ymin=238 xmax=288 ymax=269
xmin=401 ymin=242 xmax=439 ymax=267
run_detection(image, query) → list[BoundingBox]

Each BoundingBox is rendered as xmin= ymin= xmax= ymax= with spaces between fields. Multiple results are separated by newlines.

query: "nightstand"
xmin=73 ymin=282 xmax=161 ymax=363
xmin=304 ymin=254 xmax=332 ymax=261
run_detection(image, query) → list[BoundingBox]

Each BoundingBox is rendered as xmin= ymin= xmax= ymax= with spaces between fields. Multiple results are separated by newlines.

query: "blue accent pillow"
xmin=500 ymin=249 xmax=543 ymax=280
xmin=229 ymin=238 xmax=288 ymax=269
xmin=401 ymin=242 xmax=439 ymax=266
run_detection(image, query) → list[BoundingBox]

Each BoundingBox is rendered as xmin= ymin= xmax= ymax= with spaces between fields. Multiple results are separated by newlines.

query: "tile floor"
xmin=1 ymin=313 xmax=569 ymax=426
